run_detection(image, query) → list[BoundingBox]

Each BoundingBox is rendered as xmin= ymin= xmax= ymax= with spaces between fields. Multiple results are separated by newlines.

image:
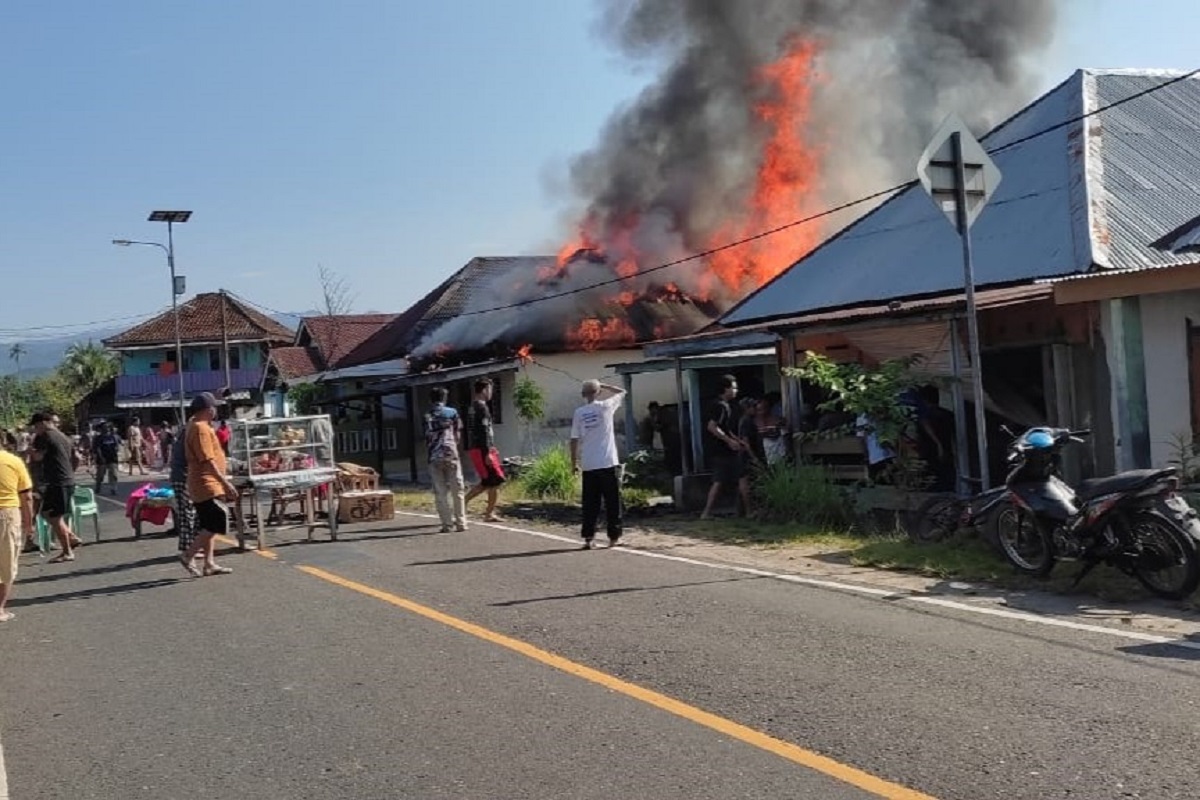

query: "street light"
xmin=112 ymin=209 xmax=192 ymax=421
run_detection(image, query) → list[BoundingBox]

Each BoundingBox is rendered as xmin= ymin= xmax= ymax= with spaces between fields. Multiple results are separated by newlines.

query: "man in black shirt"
xmin=700 ymin=375 xmax=752 ymax=520
xmin=463 ymin=378 xmax=506 ymax=522
xmin=30 ymin=412 xmax=79 ymax=562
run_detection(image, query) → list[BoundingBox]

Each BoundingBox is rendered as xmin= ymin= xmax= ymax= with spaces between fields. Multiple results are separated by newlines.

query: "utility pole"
xmin=220 ymin=288 xmax=233 ymax=393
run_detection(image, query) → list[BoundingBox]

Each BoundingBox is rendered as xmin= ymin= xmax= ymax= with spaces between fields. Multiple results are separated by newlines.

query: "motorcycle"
xmin=995 ymin=427 xmax=1200 ymax=600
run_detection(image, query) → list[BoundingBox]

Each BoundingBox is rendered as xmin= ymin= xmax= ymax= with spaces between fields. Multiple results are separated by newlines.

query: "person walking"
xmin=569 ymin=379 xmax=626 ymax=550
xmin=464 ymin=378 xmax=505 ymax=522
xmin=0 ymin=431 xmax=35 ymax=622
xmin=179 ymin=393 xmax=236 ymax=577
xmin=423 ymin=387 xmax=467 ymax=533
xmin=169 ymin=423 xmax=199 ymax=560
xmin=92 ymin=423 xmax=121 ymax=496
xmin=29 ymin=412 xmax=80 ymax=563
xmin=126 ymin=417 xmax=146 ymax=476
xmin=700 ymin=375 xmax=752 ymax=520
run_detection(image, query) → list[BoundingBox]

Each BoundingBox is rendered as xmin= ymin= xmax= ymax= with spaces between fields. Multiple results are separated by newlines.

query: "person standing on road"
xmin=700 ymin=375 xmax=752 ymax=520
xmin=29 ymin=412 xmax=80 ymax=563
xmin=464 ymin=378 xmax=505 ymax=523
xmin=180 ymin=393 xmax=236 ymax=577
xmin=93 ymin=423 xmax=121 ymax=496
xmin=424 ymin=387 xmax=467 ymax=533
xmin=570 ymin=379 xmax=626 ymax=550
xmin=126 ymin=417 xmax=146 ymax=476
xmin=0 ymin=431 xmax=36 ymax=622
xmin=169 ymin=423 xmax=198 ymax=559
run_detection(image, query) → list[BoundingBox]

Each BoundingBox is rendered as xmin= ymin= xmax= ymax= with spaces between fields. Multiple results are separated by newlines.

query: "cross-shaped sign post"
xmin=918 ymin=114 xmax=1002 ymax=492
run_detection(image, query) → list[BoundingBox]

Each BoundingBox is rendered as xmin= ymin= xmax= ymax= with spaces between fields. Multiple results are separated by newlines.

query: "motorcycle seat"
xmin=1075 ymin=468 xmax=1176 ymax=501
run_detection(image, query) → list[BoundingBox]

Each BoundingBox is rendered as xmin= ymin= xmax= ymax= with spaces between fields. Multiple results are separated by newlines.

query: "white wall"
xmin=497 ymin=350 xmax=678 ymax=457
xmin=1138 ymin=290 xmax=1200 ymax=467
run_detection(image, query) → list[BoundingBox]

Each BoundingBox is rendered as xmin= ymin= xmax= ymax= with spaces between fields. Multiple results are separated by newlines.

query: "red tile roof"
xmin=103 ymin=292 xmax=295 ymax=348
xmin=298 ymin=314 xmax=397 ymax=369
xmin=266 ymin=346 xmax=323 ymax=380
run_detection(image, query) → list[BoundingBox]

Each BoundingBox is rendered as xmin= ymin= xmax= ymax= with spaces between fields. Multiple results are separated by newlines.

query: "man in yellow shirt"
xmin=0 ymin=431 xmax=36 ymax=621
xmin=180 ymin=393 xmax=238 ymax=577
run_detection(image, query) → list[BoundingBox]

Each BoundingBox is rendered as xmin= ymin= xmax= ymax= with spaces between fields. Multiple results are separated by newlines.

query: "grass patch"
xmin=850 ymin=535 xmax=1011 ymax=582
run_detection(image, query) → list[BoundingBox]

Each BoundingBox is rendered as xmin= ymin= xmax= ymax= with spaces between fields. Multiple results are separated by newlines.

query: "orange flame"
xmin=566 ymin=318 xmax=638 ymax=352
xmin=516 ymin=343 xmax=533 ymax=362
xmin=707 ymin=38 xmax=823 ymax=294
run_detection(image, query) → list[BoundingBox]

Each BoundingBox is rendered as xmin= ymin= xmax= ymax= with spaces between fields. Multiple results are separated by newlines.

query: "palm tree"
xmin=59 ymin=341 xmax=119 ymax=394
xmin=8 ymin=342 xmax=25 ymax=379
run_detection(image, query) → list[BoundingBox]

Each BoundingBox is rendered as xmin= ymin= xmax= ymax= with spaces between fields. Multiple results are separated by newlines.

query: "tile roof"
xmin=103 ymin=292 xmax=295 ymax=348
xmin=297 ymin=314 xmax=398 ymax=369
xmin=266 ymin=346 xmax=323 ymax=380
xmin=723 ymin=69 xmax=1200 ymax=327
xmin=342 ymin=256 xmax=716 ymax=366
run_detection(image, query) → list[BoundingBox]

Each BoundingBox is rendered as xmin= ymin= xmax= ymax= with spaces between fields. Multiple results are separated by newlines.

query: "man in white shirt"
xmin=569 ymin=379 xmax=625 ymax=550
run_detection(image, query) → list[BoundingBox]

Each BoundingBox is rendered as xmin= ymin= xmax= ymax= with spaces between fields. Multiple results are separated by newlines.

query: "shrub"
xmin=517 ymin=446 xmax=579 ymax=501
xmin=754 ymin=463 xmax=853 ymax=530
xmin=621 ymin=485 xmax=657 ymax=511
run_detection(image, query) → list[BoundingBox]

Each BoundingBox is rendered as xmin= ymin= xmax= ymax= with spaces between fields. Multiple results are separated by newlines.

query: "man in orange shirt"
xmin=180 ymin=393 xmax=237 ymax=577
xmin=0 ymin=430 xmax=36 ymax=621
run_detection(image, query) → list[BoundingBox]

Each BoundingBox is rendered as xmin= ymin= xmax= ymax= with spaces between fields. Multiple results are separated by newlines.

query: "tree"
xmin=8 ymin=342 xmax=25 ymax=379
xmin=315 ymin=265 xmax=356 ymax=367
xmin=58 ymin=341 xmax=119 ymax=394
xmin=513 ymin=375 xmax=546 ymax=455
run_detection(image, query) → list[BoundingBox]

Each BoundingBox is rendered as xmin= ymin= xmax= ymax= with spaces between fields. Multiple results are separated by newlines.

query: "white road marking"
xmin=398 ymin=511 xmax=1200 ymax=654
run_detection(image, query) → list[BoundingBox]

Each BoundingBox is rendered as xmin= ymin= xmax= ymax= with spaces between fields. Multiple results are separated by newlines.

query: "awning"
xmin=360 ymin=358 xmax=520 ymax=395
xmin=115 ymin=390 xmax=253 ymax=409
xmin=608 ymin=347 xmax=778 ymax=376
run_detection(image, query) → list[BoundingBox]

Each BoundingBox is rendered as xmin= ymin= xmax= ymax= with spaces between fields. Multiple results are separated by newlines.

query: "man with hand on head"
xmin=570 ymin=378 xmax=626 ymax=550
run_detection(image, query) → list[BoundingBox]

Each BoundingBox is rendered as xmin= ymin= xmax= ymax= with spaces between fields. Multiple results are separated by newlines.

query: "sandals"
xmin=203 ymin=565 xmax=233 ymax=576
xmin=179 ymin=555 xmax=202 ymax=578
xmin=49 ymin=554 xmax=75 ymax=564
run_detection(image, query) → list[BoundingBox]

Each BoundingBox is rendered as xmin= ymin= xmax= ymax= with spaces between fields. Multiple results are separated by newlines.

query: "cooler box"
xmin=338 ymin=490 xmax=394 ymax=524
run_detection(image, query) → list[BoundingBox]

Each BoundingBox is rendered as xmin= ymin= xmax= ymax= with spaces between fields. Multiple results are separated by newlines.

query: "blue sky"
xmin=1 ymin=0 xmax=1197 ymax=340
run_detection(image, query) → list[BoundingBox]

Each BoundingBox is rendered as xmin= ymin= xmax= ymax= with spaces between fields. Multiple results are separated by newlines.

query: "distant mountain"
xmin=0 ymin=327 xmax=125 ymax=377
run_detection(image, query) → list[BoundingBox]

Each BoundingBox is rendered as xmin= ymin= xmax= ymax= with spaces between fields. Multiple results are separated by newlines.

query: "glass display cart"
xmin=227 ymin=414 xmax=340 ymax=549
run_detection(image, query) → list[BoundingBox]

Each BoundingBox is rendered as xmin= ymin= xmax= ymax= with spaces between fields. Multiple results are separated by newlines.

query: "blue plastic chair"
xmin=35 ymin=514 xmax=54 ymax=554
xmin=71 ymin=487 xmax=101 ymax=542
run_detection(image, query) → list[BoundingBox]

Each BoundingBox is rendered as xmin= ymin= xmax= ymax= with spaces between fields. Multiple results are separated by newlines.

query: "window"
xmin=229 ymin=348 xmax=242 ymax=370
xmin=165 ymin=350 xmax=178 ymax=363
xmin=345 ymin=431 xmax=361 ymax=454
xmin=207 ymin=348 xmax=220 ymax=371
xmin=385 ymin=428 xmax=398 ymax=451
xmin=361 ymin=430 xmax=374 ymax=452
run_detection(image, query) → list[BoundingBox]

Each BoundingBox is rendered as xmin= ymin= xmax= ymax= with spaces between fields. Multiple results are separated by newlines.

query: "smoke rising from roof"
xmin=414 ymin=0 xmax=1059 ymax=359
xmin=570 ymin=0 xmax=1058 ymax=255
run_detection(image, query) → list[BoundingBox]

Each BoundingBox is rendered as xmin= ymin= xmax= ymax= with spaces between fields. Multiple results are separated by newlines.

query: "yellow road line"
xmin=296 ymin=564 xmax=937 ymax=800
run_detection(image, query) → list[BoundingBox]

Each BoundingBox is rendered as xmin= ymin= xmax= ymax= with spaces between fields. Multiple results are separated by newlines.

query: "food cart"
xmin=227 ymin=414 xmax=340 ymax=550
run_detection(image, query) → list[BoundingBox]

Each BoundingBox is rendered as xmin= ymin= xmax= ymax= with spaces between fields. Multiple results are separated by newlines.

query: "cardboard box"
xmin=338 ymin=490 xmax=394 ymax=524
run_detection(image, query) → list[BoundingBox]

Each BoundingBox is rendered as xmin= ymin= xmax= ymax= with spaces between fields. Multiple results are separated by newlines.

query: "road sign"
xmin=915 ymin=114 xmax=1001 ymax=491
xmin=917 ymin=114 xmax=1002 ymax=231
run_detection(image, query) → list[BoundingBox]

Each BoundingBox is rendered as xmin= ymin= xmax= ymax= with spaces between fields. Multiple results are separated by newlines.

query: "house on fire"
xmin=102 ymin=292 xmax=294 ymax=420
xmin=705 ymin=68 xmax=1200 ymax=482
xmin=335 ymin=255 xmax=712 ymax=478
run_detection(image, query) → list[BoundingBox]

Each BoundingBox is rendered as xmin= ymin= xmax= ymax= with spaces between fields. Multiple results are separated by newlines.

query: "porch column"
xmin=622 ymin=372 xmax=637 ymax=458
xmin=674 ymin=359 xmax=691 ymax=475
xmin=779 ymin=336 xmax=805 ymax=433
xmin=1108 ymin=297 xmax=1151 ymax=470
xmin=374 ymin=395 xmax=386 ymax=476
xmin=407 ymin=387 xmax=420 ymax=483
xmin=686 ymin=368 xmax=705 ymax=473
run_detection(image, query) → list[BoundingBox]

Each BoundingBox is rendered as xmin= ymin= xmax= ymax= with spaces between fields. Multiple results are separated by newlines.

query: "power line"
xmin=444 ymin=69 xmax=1200 ymax=321
xmin=0 ymin=308 xmax=168 ymax=336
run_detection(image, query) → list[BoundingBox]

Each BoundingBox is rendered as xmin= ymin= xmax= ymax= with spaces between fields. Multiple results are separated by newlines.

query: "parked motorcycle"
xmin=996 ymin=427 xmax=1200 ymax=599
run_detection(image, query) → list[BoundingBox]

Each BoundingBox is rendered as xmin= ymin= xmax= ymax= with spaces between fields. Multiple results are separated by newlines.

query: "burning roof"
xmin=342 ymin=254 xmax=723 ymax=370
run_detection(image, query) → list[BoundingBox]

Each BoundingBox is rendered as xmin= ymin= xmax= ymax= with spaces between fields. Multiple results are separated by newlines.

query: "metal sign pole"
xmin=950 ymin=132 xmax=991 ymax=490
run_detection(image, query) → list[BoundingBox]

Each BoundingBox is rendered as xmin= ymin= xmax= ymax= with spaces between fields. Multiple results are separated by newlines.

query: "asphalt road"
xmin=2 ymin=476 xmax=1199 ymax=800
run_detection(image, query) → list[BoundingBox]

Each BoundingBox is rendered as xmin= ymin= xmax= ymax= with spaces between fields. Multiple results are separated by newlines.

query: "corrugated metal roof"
xmin=1152 ymin=213 xmax=1200 ymax=254
xmin=724 ymin=69 xmax=1200 ymax=327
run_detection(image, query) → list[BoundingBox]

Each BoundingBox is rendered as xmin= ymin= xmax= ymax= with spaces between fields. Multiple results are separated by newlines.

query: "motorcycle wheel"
xmin=996 ymin=505 xmax=1055 ymax=576
xmin=909 ymin=495 xmax=962 ymax=544
xmin=979 ymin=502 xmax=1015 ymax=556
xmin=1125 ymin=512 xmax=1200 ymax=600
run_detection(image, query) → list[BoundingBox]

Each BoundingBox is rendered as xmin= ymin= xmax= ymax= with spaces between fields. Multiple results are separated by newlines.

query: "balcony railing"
xmin=115 ymin=368 xmax=265 ymax=405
